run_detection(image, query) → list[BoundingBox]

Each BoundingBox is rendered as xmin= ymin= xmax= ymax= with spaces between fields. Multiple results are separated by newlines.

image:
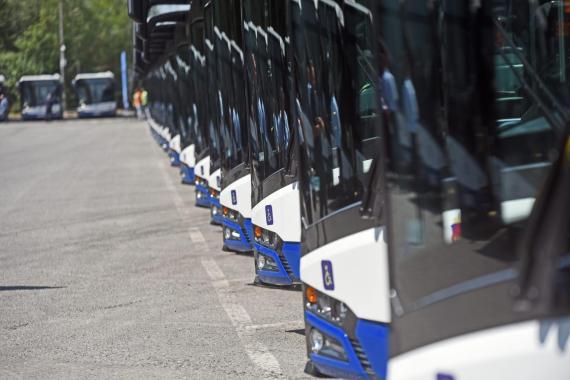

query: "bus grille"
xmin=349 ymin=338 xmax=376 ymax=380
xmin=277 ymin=250 xmax=294 ymax=279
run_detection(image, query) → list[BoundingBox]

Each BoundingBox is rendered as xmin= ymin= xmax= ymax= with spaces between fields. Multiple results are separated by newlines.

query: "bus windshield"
xmin=190 ymin=45 xmax=209 ymax=161
xmin=217 ymin=0 xmax=249 ymax=187
xmin=244 ymin=0 xmax=293 ymax=205
xmin=293 ymin=0 xmax=381 ymax=227
xmin=75 ymin=78 xmax=114 ymax=104
xmin=21 ymin=80 xmax=59 ymax=107
xmin=175 ymin=48 xmax=193 ymax=148
xmin=381 ymin=0 xmax=570 ymax=355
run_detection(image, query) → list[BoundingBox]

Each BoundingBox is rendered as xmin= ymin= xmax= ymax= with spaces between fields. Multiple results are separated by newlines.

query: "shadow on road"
xmin=0 ymin=286 xmax=65 ymax=292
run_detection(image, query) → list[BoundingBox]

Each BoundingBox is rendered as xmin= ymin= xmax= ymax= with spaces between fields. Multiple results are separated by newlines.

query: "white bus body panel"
xmin=169 ymin=134 xmax=181 ymax=154
xmin=180 ymin=144 xmax=196 ymax=168
xmin=389 ymin=318 xmax=570 ymax=380
xmin=195 ymin=155 xmax=210 ymax=180
xmin=78 ymin=101 xmax=116 ymax=116
xmin=22 ymin=104 xmax=61 ymax=118
xmin=251 ymin=182 xmax=301 ymax=243
xmin=301 ymin=227 xmax=391 ymax=323
xmin=208 ymin=168 xmax=221 ymax=192
xmin=220 ymin=174 xmax=252 ymax=218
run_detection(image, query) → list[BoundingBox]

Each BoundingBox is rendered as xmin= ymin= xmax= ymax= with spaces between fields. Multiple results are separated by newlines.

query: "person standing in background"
xmin=0 ymin=92 xmax=9 ymax=121
xmin=140 ymin=88 xmax=148 ymax=119
xmin=133 ymin=88 xmax=142 ymax=120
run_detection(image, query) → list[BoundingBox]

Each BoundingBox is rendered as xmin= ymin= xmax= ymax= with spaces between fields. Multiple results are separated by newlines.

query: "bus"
xmin=291 ymin=0 xmax=386 ymax=377
xmin=202 ymin=0 xmax=224 ymax=224
xmin=189 ymin=1 xmax=214 ymax=209
xmin=206 ymin=0 xmax=255 ymax=252
xmin=243 ymin=0 xmax=301 ymax=285
xmin=72 ymin=72 xmax=116 ymax=118
xmin=18 ymin=74 xmax=63 ymax=120
xmin=299 ymin=0 xmax=570 ymax=378
xmin=175 ymin=43 xmax=197 ymax=185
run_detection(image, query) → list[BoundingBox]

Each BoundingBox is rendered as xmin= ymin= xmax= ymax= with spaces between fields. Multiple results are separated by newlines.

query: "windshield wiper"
xmin=359 ymin=149 xmax=384 ymax=221
xmin=284 ymin=119 xmax=296 ymax=175
xmin=515 ymin=125 xmax=569 ymax=312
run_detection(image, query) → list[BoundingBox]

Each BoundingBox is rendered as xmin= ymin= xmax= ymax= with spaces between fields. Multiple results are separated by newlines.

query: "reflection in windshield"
xmin=244 ymin=0 xmax=294 ymax=205
xmin=381 ymin=0 xmax=569 ymax=355
xmin=294 ymin=0 xmax=381 ymax=226
xmin=21 ymin=81 xmax=60 ymax=107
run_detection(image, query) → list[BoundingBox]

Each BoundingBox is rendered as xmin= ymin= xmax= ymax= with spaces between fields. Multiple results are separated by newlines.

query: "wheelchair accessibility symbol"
xmin=321 ymin=260 xmax=335 ymax=290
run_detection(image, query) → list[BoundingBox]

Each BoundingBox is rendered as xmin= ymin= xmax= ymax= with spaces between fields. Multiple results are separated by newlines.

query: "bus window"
xmin=382 ymin=0 xmax=569 ymax=356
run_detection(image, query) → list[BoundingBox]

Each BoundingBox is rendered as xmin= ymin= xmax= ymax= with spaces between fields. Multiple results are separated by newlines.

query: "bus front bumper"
xmin=304 ymin=311 xmax=389 ymax=380
xmin=180 ymin=163 xmax=195 ymax=185
xmin=223 ymin=218 xmax=253 ymax=252
xmin=195 ymin=184 xmax=210 ymax=208
xmin=168 ymin=149 xmax=180 ymax=167
xmin=209 ymin=197 xmax=223 ymax=225
xmin=254 ymin=242 xmax=300 ymax=286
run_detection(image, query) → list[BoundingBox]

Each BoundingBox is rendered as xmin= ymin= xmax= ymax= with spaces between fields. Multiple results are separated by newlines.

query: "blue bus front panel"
xmin=223 ymin=217 xmax=253 ymax=252
xmin=180 ymin=163 xmax=195 ymax=185
xmin=305 ymin=311 xmax=389 ymax=380
xmin=209 ymin=196 xmax=223 ymax=225
xmin=168 ymin=149 xmax=180 ymax=167
xmin=254 ymin=242 xmax=300 ymax=286
xmin=195 ymin=182 xmax=210 ymax=208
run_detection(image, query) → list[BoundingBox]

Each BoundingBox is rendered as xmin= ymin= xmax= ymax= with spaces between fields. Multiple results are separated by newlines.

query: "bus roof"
xmin=73 ymin=71 xmax=115 ymax=81
xmin=18 ymin=74 xmax=61 ymax=84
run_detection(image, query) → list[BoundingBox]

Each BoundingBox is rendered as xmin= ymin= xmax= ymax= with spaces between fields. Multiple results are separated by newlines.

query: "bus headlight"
xmin=195 ymin=176 xmax=208 ymax=188
xmin=209 ymin=188 xmax=220 ymax=200
xmin=309 ymin=328 xmax=347 ymax=361
xmin=253 ymin=225 xmax=281 ymax=250
xmin=309 ymin=329 xmax=324 ymax=353
xmin=305 ymin=286 xmax=349 ymax=326
xmin=222 ymin=206 xmax=240 ymax=222
xmin=256 ymin=253 xmax=278 ymax=271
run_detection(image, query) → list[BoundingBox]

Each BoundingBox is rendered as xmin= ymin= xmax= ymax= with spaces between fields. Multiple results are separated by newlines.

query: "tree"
xmin=0 ymin=0 xmax=132 ymax=111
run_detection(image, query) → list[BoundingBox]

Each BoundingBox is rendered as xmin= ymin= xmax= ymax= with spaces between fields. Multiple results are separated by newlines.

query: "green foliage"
xmin=0 ymin=0 xmax=131 ymax=111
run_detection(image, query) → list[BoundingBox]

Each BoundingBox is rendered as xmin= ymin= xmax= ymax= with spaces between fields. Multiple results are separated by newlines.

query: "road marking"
xmin=188 ymin=228 xmax=206 ymax=243
xmin=201 ymin=258 xmax=285 ymax=379
xmin=245 ymin=320 xmax=304 ymax=331
xmin=159 ymin=161 xmax=190 ymax=217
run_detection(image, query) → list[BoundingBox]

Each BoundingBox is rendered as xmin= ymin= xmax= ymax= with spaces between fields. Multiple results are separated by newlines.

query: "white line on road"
xmin=245 ymin=320 xmax=305 ymax=332
xmin=201 ymin=258 xmax=285 ymax=379
xmin=159 ymin=161 xmax=190 ymax=217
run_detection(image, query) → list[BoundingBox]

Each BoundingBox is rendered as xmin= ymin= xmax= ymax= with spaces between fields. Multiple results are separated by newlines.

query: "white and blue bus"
xmin=187 ymin=27 xmax=212 ymax=209
xmin=299 ymin=0 xmax=570 ymax=378
xmin=209 ymin=0 xmax=255 ymax=253
xmin=292 ymin=0 xmax=386 ymax=377
xmin=201 ymin=1 xmax=223 ymax=222
xmin=72 ymin=72 xmax=116 ymax=118
xmin=18 ymin=74 xmax=63 ymax=120
xmin=244 ymin=0 xmax=301 ymax=286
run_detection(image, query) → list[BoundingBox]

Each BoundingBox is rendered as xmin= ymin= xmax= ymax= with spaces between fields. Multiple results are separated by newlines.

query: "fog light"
xmin=231 ymin=230 xmax=241 ymax=239
xmin=257 ymin=255 xmax=266 ymax=270
xmin=224 ymin=228 xmax=231 ymax=240
xmin=309 ymin=329 xmax=324 ymax=353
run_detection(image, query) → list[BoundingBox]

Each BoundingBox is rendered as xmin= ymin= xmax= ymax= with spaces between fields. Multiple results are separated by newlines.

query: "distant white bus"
xmin=18 ymin=74 xmax=63 ymax=120
xmin=72 ymin=72 xmax=116 ymax=118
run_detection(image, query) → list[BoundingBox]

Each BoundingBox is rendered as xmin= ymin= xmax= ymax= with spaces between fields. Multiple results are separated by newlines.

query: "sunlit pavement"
xmin=0 ymin=118 xmax=308 ymax=379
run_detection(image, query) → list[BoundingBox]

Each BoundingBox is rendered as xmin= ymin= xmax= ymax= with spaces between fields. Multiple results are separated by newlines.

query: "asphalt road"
xmin=0 ymin=118 xmax=308 ymax=379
